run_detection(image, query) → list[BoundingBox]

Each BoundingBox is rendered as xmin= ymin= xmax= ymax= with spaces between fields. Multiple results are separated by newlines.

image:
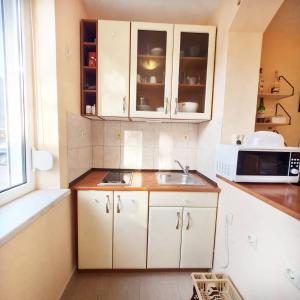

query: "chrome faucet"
xmin=174 ymin=160 xmax=190 ymax=175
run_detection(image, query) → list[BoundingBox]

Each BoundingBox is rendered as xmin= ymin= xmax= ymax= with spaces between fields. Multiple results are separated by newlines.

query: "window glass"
xmin=0 ymin=0 xmax=27 ymax=193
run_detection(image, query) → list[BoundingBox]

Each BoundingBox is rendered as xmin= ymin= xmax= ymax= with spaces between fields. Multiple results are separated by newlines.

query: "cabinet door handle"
xmin=123 ymin=96 xmax=126 ymax=113
xmin=186 ymin=212 xmax=190 ymax=230
xmin=117 ymin=195 xmax=121 ymax=213
xmin=175 ymin=98 xmax=178 ymax=114
xmin=165 ymin=97 xmax=169 ymax=114
xmin=176 ymin=211 xmax=180 ymax=230
xmin=105 ymin=195 xmax=110 ymax=213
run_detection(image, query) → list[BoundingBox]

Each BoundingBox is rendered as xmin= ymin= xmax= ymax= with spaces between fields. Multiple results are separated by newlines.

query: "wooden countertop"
xmin=217 ymin=175 xmax=300 ymax=220
xmin=71 ymin=170 xmax=220 ymax=193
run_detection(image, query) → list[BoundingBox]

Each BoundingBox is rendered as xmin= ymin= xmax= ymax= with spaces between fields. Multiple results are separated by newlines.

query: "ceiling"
xmin=266 ymin=0 xmax=300 ymax=33
xmin=82 ymin=0 xmax=220 ymax=24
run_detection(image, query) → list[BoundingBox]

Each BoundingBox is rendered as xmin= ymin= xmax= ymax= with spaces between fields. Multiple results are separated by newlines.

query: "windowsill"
xmin=0 ymin=189 xmax=70 ymax=247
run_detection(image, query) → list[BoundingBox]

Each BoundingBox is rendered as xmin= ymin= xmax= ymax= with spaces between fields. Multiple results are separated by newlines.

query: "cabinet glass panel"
xmin=177 ymin=32 xmax=208 ymax=114
xmin=136 ymin=30 xmax=167 ymax=112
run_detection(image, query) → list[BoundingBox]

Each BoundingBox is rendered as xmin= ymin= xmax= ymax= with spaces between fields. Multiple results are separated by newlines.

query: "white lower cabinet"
xmin=147 ymin=192 xmax=218 ymax=269
xmin=78 ymin=190 xmax=217 ymax=270
xmin=77 ymin=190 xmax=148 ymax=269
xmin=78 ymin=191 xmax=113 ymax=269
xmin=113 ymin=191 xmax=148 ymax=269
xmin=180 ymin=207 xmax=216 ymax=268
xmin=147 ymin=207 xmax=183 ymax=268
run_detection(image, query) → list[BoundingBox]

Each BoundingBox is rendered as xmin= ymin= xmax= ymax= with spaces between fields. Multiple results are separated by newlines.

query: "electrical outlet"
xmin=81 ymin=130 xmax=86 ymax=137
xmin=286 ymin=268 xmax=300 ymax=290
xmin=247 ymin=234 xmax=257 ymax=249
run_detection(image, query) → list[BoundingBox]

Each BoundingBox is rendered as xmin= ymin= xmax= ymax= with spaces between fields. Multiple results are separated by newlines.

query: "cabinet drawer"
xmin=149 ymin=192 xmax=218 ymax=207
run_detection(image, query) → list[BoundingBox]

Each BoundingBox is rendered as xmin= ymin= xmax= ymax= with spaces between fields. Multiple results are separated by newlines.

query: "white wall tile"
xmin=120 ymin=146 xmax=143 ymax=169
xmin=67 ymin=112 xmax=91 ymax=150
xmin=67 ymin=115 xmax=201 ymax=177
xmin=121 ymin=121 xmax=143 ymax=147
xmin=139 ymin=122 xmax=156 ymax=147
xmin=92 ymin=121 xmax=104 ymax=146
xmin=104 ymin=121 xmax=121 ymax=146
xmin=92 ymin=145 xmax=104 ymax=168
xmin=187 ymin=123 xmax=199 ymax=148
xmin=142 ymin=147 xmax=155 ymax=169
xmin=172 ymin=148 xmax=188 ymax=170
xmin=172 ymin=123 xmax=188 ymax=148
xmin=186 ymin=148 xmax=198 ymax=170
xmin=67 ymin=113 xmax=92 ymax=182
xmin=103 ymin=146 xmax=121 ymax=168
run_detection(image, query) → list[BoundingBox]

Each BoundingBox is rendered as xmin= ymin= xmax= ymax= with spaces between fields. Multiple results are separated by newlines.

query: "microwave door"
xmin=236 ymin=151 xmax=290 ymax=176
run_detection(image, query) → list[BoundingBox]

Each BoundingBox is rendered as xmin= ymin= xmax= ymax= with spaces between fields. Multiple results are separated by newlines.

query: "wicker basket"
xmin=191 ymin=273 xmax=243 ymax=300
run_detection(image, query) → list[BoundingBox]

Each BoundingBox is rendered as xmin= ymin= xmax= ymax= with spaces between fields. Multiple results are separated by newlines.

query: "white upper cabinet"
xmin=96 ymin=20 xmax=216 ymax=121
xmin=130 ymin=22 xmax=174 ymax=119
xmin=171 ymin=25 xmax=216 ymax=120
xmin=97 ymin=20 xmax=130 ymax=119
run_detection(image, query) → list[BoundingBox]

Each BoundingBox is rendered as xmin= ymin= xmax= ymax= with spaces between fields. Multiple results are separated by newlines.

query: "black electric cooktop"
xmin=97 ymin=171 xmax=133 ymax=186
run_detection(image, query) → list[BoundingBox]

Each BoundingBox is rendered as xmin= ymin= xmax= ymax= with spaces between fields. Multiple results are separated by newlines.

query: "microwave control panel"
xmin=289 ymin=152 xmax=300 ymax=176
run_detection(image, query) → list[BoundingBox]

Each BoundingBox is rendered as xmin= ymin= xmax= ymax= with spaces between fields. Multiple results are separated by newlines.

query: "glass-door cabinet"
xmin=171 ymin=25 xmax=216 ymax=120
xmin=130 ymin=22 xmax=173 ymax=119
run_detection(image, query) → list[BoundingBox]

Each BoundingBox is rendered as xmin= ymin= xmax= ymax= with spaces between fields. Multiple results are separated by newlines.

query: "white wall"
xmin=83 ymin=0 xmax=218 ymax=25
xmin=196 ymin=0 xmax=284 ymax=180
xmin=195 ymin=0 xmax=239 ymax=179
xmin=259 ymin=0 xmax=300 ymax=146
xmin=55 ymin=0 xmax=88 ymax=187
xmin=0 ymin=195 xmax=74 ymax=300
xmin=32 ymin=0 xmax=61 ymax=188
xmin=213 ymin=179 xmax=300 ymax=299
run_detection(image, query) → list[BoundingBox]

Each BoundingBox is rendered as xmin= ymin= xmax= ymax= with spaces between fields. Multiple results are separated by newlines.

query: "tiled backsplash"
xmin=92 ymin=121 xmax=199 ymax=171
xmin=67 ymin=114 xmax=200 ymax=182
xmin=67 ymin=113 xmax=92 ymax=182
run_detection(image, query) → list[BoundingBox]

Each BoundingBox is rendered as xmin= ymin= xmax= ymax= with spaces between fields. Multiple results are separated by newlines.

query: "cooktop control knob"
xmin=290 ymin=168 xmax=299 ymax=175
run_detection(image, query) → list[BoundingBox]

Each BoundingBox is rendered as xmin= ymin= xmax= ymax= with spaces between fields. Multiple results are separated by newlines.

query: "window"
xmin=0 ymin=0 xmax=34 ymax=204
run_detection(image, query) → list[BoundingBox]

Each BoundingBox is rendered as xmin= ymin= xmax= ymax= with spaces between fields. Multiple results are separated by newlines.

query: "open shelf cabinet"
xmin=80 ymin=19 xmax=100 ymax=119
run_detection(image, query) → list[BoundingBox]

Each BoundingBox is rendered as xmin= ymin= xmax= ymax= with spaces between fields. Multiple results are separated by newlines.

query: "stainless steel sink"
xmin=156 ymin=172 xmax=205 ymax=186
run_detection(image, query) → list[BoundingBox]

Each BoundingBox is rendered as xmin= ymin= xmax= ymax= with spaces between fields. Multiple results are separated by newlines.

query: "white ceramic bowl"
xmin=137 ymin=104 xmax=153 ymax=111
xmin=156 ymin=106 xmax=164 ymax=112
xmin=150 ymin=47 xmax=164 ymax=56
xmin=178 ymin=102 xmax=199 ymax=113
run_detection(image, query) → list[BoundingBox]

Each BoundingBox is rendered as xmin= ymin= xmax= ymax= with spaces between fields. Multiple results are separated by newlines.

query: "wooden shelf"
xmin=258 ymin=93 xmax=292 ymax=100
xmin=83 ymin=114 xmax=100 ymax=120
xmin=83 ymin=42 xmax=96 ymax=46
xmin=83 ymin=66 xmax=96 ymax=70
xmin=138 ymin=55 xmax=166 ymax=59
xmin=83 ymin=89 xmax=96 ymax=93
xmin=137 ymin=82 xmax=164 ymax=87
xmin=255 ymin=122 xmax=290 ymax=127
xmin=179 ymin=83 xmax=205 ymax=88
xmin=180 ymin=56 xmax=207 ymax=61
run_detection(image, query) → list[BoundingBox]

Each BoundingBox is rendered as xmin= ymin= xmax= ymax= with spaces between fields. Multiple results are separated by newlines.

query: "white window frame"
xmin=0 ymin=0 xmax=35 ymax=206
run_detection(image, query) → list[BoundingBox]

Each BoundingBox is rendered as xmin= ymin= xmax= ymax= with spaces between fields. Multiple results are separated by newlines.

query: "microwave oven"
xmin=216 ymin=144 xmax=300 ymax=183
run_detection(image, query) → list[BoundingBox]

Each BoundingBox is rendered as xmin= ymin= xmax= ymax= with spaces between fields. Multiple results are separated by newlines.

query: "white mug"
xmin=149 ymin=76 xmax=157 ymax=84
xmin=91 ymin=104 xmax=96 ymax=115
xmin=86 ymin=105 xmax=92 ymax=114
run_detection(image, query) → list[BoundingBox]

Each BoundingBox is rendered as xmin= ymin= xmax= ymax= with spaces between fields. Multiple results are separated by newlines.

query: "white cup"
xmin=187 ymin=76 xmax=197 ymax=85
xmin=149 ymin=76 xmax=157 ymax=84
xmin=86 ymin=105 xmax=92 ymax=114
xmin=91 ymin=104 xmax=96 ymax=115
